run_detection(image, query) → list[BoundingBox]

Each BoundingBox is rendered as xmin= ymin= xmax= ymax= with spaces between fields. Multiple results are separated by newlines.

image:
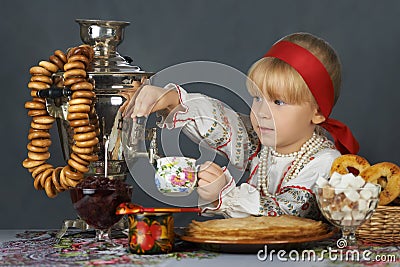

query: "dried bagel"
xmin=360 ymin=162 xmax=400 ymax=205
xmin=330 ymin=154 xmax=370 ymax=176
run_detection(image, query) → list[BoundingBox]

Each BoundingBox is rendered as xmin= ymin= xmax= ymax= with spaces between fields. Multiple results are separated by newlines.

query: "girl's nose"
xmin=257 ymin=101 xmax=272 ymax=119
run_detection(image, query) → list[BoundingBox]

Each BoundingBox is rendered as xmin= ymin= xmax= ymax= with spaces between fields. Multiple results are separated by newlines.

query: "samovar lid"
xmin=75 ymin=19 xmax=153 ymax=76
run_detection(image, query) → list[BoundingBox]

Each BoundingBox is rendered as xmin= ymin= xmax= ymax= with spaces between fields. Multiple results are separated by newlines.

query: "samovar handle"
xmin=148 ymin=127 xmax=160 ymax=165
xmin=133 ymin=116 xmax=160 ymax=165
xmin=36 ymin=87 xmax=72 ymax=98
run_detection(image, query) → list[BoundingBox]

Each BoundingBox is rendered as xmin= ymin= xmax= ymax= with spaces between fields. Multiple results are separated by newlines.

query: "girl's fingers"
xmin=131 ymin=87 xmax=162 ymax=118
xmin=118 ymin=92 xmax=132 ymax=113
xmin=131 ymin=99 xmax=143 ymax=118
xmin=197 ymin=174 xmax=227 ymax=202
xmin=197 ymin=169 xmax=219 ymax=183
xmin=198 ymin=169 xmax=225 ymax=185
xmin=199 ymin=161 xmax=223 ymax=176
xmin=123 ymin=84 xmax=148 ymax=117
xmin=197 ymin=179 xmax=210 ymax=187
xmin=123 ymin=84 xmax=177 ymax=119
xmin=131 ymin=97 xmax=154 ymax=118
xmin=123 ymin=92 xmax=139 ymax=118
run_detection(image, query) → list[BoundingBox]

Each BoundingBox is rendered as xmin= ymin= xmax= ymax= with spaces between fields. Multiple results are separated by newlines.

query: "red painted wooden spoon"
xmin=116 ymin=202 xmax=201 ymax=215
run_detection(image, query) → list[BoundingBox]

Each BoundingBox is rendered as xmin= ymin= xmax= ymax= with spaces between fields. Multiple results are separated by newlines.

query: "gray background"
xmin=0 ymin=0 xmax=399 ymax=229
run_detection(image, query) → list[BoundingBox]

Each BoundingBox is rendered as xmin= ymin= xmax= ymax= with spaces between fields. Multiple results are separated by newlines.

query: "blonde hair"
xmin=247 ymin=32 xmax=342 ymax=108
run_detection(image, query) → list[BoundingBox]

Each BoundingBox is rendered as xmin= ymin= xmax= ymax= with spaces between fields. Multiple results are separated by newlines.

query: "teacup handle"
xmin=193 ymin=165 xmax=201 ymax=188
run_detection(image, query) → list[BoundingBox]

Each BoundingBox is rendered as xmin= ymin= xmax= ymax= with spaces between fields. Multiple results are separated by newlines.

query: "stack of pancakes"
xmin=186 ymin=215 xmax=328 ymax=241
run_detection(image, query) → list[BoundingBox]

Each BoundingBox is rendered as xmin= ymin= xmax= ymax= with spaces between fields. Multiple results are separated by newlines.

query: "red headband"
xmin=264 ymin=40 xmax=359 ymax=154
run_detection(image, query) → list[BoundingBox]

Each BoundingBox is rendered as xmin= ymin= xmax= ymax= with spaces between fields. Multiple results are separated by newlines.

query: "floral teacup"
xmin=155 ymin=157 xmax=198 ymax=196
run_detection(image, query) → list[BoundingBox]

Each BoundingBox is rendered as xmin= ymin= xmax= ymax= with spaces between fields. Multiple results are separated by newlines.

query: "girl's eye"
xmin=274 ymin=99 xmax=286 ymax=106
xmin=254 ymin=96 xmax=262 ymax=102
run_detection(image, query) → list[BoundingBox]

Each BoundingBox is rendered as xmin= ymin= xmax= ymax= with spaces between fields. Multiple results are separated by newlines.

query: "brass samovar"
xmin=42 ymin=19 xmax=156 ymax=180
xmin=24 ymin=19 xmax=159 ymax=236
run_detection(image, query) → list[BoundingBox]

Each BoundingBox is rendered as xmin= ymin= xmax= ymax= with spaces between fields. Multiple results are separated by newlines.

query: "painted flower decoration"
xmin=130 ymin=221 xmax=162 ymax=251
xmin=183 ymin=168 xmax=195 ymax=183
xmin=170 ymin=174 xmax=186 ymax=186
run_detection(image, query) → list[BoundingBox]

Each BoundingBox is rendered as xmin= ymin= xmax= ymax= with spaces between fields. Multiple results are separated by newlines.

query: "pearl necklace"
xmin=271 ymin=150 xmax=298 ymax=158
xmin=257 ymin=132 xmax=329 ymax=197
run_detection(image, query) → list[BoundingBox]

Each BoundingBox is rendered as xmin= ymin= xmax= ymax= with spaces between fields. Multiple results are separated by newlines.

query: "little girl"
xmin=124 ymin=32 xmax=359 ymax=219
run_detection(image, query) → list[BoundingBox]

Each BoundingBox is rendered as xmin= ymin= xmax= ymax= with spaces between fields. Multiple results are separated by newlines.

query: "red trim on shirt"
xmin=216 ymin=148 xmax=229 ymax=160
xmin=216 ymin=134 xmax=232 ymax=150
xmin=271 ymin=196 xmax=280 ymax=208
xmin=268 ymin=211 xmax=278 ymax=216
xmin=276 ymin=163 xmax=292 ymax=193
xmin=173 ymin=118 xmax=195 ymax=126
xmin=246 ymin=164 xmax=259 ymax=183
xmin=215 ymin=104 xmax=233 ymax=155
xmin=215 ymin=130 xmax=232 ymax=158
xmin=248 ymin=142 xmax=261 ymax=161
xmin=265 ymin=197 xmax=281 ymax=216
xmin=172 ymin=84 xmax=192 ymax=128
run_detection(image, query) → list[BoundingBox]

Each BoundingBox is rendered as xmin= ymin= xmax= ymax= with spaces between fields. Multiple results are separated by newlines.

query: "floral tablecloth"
xmin=0 ymin=230 xmax=217 ymax=266
xmin=0 ymin=229 xmax=399 ymax=266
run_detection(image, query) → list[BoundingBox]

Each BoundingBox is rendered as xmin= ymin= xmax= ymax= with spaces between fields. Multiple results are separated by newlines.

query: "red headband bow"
xmin=264 ymin=40 xmax=359 ymax=154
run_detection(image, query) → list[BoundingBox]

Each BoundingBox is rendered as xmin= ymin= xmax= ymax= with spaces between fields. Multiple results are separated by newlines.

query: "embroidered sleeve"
xmin=157 ymin=83 xmax=260 ymax=169
xmin=259 ymin=187 xmax=321 ymax=220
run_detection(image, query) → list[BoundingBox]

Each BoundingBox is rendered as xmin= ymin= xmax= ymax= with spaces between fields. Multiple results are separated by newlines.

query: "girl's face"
xmin=250 ymin=93 xmax=322 ymax=154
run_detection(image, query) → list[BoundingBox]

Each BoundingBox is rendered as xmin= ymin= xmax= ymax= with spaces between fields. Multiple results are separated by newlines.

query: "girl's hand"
xmin=197 ymin=161 xmax=227 ymax=204
xmin=123 ymin=83 xmax=180 ymax=119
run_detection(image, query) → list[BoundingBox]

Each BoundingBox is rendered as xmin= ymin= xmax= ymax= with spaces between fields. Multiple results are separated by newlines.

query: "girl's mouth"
xmin=258 ymin=126 xmax=274 ymax=133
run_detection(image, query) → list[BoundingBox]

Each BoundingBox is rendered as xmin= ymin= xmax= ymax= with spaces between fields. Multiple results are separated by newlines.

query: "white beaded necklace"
xmin=257 ymin=132 xmax=329 ymax=197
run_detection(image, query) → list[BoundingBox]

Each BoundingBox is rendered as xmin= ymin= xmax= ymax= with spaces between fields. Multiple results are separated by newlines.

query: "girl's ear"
xmin=311 ymin=109 xmax=326 ymax=124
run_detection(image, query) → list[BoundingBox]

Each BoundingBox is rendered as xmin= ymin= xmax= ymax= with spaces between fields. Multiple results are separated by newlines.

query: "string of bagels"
xmin=22 ymin=45 xmax=99 ymax=198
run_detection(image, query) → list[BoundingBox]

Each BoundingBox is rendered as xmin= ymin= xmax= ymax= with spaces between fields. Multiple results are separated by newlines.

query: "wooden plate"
xmin=175 ymin=226 xmax=337 ymax=253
